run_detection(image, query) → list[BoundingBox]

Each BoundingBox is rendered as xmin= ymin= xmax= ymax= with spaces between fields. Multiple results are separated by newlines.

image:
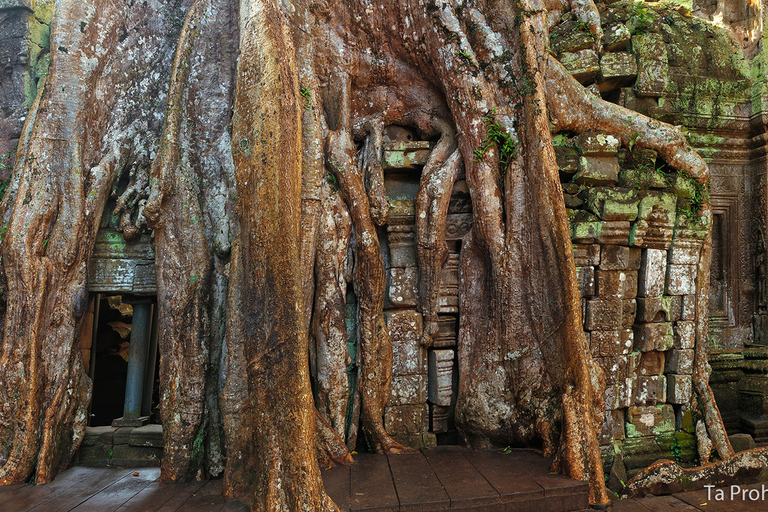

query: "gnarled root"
xmin=316 ymin=409 xmax=355 ymax=468
xmin=325 ymin=128 xmax=408 ymax=454
xmin=360 ymin=120 xmax=389 ymax=227
xmin=312 ymin=192 xmax=352 ymax=438
xmin=545 ymin=57 xmax=708 ymax=182
xmin=625 ymin=448 xmax=768 ymax=498
xmin=416 ymin=120 xmax=461 ymax=347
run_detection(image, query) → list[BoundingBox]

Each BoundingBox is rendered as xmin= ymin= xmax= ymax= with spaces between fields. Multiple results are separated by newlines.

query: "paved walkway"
xmin=3 ymin=447 xmax=764 ymax=511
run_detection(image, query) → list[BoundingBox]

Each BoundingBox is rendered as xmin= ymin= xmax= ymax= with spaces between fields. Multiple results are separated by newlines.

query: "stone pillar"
xmin=114 ymin=299 xmax=153 ymax=426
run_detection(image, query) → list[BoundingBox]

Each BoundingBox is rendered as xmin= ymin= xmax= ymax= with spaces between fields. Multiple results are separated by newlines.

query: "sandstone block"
xmin=633 ymin=375 xmax=667 ymax=405
xmin=600 ymin=409 xmax=627 ymax=445
xmin=604 ymin=23 xmax=631 ymax=51
xmin=599 ymin=51 xmax=637 ymax=84
xmin=596 ymin=269 xmax=637 ymax=299
xmin=595 ymin=355 xmax=630 ymax=385
xmin=389 ymin=375 xmax=424 ymax=406
xmin=635 ymin=295 xmax=682 ymax=323
xmin=428 ymin=349 xmax=454 ymax=407
xmin=680 ymin=295 xmax=697 ymax=321
xmin=576 ymin=266 xmax=595 ymax=297
xmin=630 ymin=192 xmax=677 ymax=249
xmin=626 ymin=405 xmax=675 ymax=438
xmin=388 ymin=267 xmax=419 ymax=307
xmin=573 ymin=243 xmax=600 ymax=267
xmin=590 ymin=329 xmax=633 ymax=358
xmin=636 ymin=350 xmax=665 ymax=376
xmin=599 ymin=245 xmax=640 ymax=271
xmin=385 ymin=310 xmax=424 ymax=375
xmin=667 ymin=374 xmax=693 ymax=405
xmin=573 ymin=156 xmax=619 ymax=186
xmin=632 ymin=33 xmax=668 ymax=97
xmin=665 ymin=349 xmax=694 ymax=375
xmin=666 ymin=264 xmax=697 ymax=296
xmin=596 ymin=221 xmax=631 ymax=246
xmin=388 ymin=227 xmax=417 ymax=268
xmin=555 ymin=145 xmax=579 ymax=175
xmin=582 ymin=186 xmax=639 ymax=221
xmin=560 ymin=49 xmax=600 ymax=84
xmin=605 ymin=381 xmax=632 ymax=410
xmin=385 ymin=404 xmax=427 ymax=436
xmin=633 ymin=322 xmax=673 ymax=352
xmin=638 ymin=248 xmax=667 ymax=297
xmin=584 ymin=298 xmax=636 ymax=330
xmin=673 ymin=321 xmax=695 ymax=350
xmin=551 ymin=20 xmax=596 ymax=54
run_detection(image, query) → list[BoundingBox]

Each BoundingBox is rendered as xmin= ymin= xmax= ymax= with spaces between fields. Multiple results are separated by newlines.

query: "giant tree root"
xmin=625 ymin=447 xmax=768 ymax=498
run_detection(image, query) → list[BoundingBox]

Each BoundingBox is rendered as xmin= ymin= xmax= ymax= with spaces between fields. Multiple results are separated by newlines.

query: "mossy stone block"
xmin=604 ymin=23 xmax=631 ymax=51
xmin=600 ymin=52 xmax=637 ymax=82
xmin=555 ymin=145 xmax=579 ymax=174
xmin=632 ymin=33 xmax=668 ymax=97
xmin=560 ymin=49 xmax=600 ymax=84
xmin=574 ymin=156 xmax=619 ymax=186
xmin=582 ymin=186 xmax=639 ymax=221
xmin=626 ymin=404 xmax=675 ymax=437
xmin=551 ymin=20 xmax=596 ymax=54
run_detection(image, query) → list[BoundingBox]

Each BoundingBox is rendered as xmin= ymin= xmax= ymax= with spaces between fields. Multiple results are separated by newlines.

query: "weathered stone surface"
xmin=444 ymin=214 xmax=472 ymax=241
xmin=389 ymin=375 xmax=424 ymax=406
xmin=604 ymin=23 xmax=631 ymax=51
xmin=110 ymin=445 xmax=163 ymax=466
xmin=114 ymin=427 xmax=134 ymax=445
xmin=551 ymin=20 xmax=596 ymax=54
xmin=582 ymin=186 xmax=639 ymax=221
xmin=590 ymin=329 xmax=633 ymax=357
xmin=618 ymin=164 xmax=668 ymax=191
xmin=573 ymin=243 xmax=601 ymax=267
xmin=82 ymin=426 xmax=115 ymax=447
xmin=128 ymin=424 xmax=164 ymax=448
xmin=673 ymin=321 xmax=695 ymax=350
xmin=385 ymin=310 xmax=424 ymax=375
xmin=0 ymin=0 xmax=33 ymax=11
xmin=555 ymin=145 xmax=579 ymax=174
xmin=428 ymin=349 xmax=454 ymax=407
xmin=729 ymin=433 xmax=756 ymax=453
xmin=385 ymin=404 xmax=427 ymax=436
xmin=668 ymin=235 xmax=702 ymax=265
xmin=560 ymin=49 xmax=600 ymax=84
xmin=680 ymin=295 xmax=696 ymax=321
xmin=438 ymin=253 xmax=459 ymax=313
xmin=626 ymin=405 xmax=675 ymax=437
xmin=382 ymin=141 xmax=430 ymax=170
xmin=635 ymin=295 xmax=681 ymax=323
xmin=630 ymin=192 xmax=677 ymax=249
xmin=596 ymin=269 xmax=637 ymax=299
xmin=584 ymin=298 xmax=636 ymax=330
xmin=595 ymin=356 xmax=630 ymax=385
xmin=599 ymin=51 xmax=637 ymax=84
xmin=666 ymin=264 xmax=697 ymax=295
xmin=432 ymin=315 xmax=457 ymax=348
xmin=573 ymin=155 xmax=619 ymax=185
xmin=665 ymin=349 xmax=694 ymax=375
xmin=571 ymin=220 xmax=631 ymax=245
xmin=89 ymin=231 xmax=157 ymax=294
xmin=632 ymin=375 xmax=667 ymax=405
xmin=636 ymin=350 xmax=665 ymax=376
xmin=431 ymin=404 xmax=450 ymax=434
xmin=599 ymin=245 xmax=640 ymax=271
xmin=388 ymin=267 xmax=419 ymax=307
xmin=576 ymin=266 xmax=595 ymax=297
xmin=605 ymin=381 xmax=632 ymax=410
xmin=633 ymin=322 xmax=673 ymax=352
xmin=596 ymin=221 xmax=631 ymax=245
xmin=632 ymin=33 xmax=668 ymax=97
xmin=638 ymin=248 xmax=667 ymax=297
xmin=600 ymin=409 xmax=626 ymax=445
xmin=387 ymin=226 xmax=416 ymax=268
xmin=667 ymin=374 xmax=693 ymax=405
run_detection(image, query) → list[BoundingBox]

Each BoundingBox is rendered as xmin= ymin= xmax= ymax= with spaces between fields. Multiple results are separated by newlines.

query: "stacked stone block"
xmin=561 ymin=129 xmax=704 ymax=471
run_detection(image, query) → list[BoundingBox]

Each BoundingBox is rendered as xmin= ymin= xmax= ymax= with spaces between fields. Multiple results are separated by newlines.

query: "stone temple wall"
xmin=374 ymin=2 xmax=768 ymax=476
